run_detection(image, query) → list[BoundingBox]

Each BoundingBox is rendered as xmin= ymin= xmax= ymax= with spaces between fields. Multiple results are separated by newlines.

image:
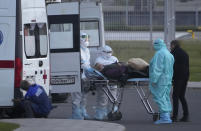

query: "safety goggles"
xmin=103 ymin=51 xmax=112 ymax=54
xmin=81 ymin=34 xmax=89 ymax=39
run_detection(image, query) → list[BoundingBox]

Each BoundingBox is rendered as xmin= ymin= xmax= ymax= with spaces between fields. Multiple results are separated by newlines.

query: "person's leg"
xmin=94 ymin=86 xmax=108 ymax=120
xmin=179 ymin=80 xmax=189 ymax=121
xmin=166 ymin=85 xmax=172 ymax=112
xmin=21 ymin=100 xmax=35 ymax=118
xmin=151 ymin=85 xmax=172 ymax=124
xmin=79 ymin=80 xmax=91 ymax=120
xmin=71 ymin=92 xmax=83 ymax=119
xmin=107 ymin=85 xmax=118 ymax=113
xmin=80 ymin=91 xmax=91 ymax=119
xmin=172 ymin=81 xmax=180 ymax=121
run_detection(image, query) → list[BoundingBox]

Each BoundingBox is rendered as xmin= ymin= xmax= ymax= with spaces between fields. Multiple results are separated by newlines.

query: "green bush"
xmin=0 ymin=122 xmax=19 ymax=131
xmin=107 ymin=40 xmax=154 ymax=62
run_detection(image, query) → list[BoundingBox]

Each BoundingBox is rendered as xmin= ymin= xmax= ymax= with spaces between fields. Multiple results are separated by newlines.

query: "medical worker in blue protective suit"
xmin=19 ymin=80 xmax=52 ymax=118
xmin=71 ymin=32 xmax=91 ymax=120
xmin=94 ymin=45 xmax=118 ymax=120
xmin=149 ymin=38 xmax=174 ymax=124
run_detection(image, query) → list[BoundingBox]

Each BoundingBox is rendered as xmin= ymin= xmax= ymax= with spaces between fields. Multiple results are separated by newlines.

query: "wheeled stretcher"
xmin=127 ymin=78 xmax=159 ymax=121
xmin=84 ymin=69 xmax=159 ymax=121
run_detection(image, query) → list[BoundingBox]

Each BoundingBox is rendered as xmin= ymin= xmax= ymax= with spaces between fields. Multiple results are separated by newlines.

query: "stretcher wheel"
xmin=107 ymin=111 xmax=122 ymax=121
xmin=153 ymin=113 xmax=160 ymax=121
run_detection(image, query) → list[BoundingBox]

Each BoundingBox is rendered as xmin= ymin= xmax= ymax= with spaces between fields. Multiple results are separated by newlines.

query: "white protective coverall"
xmin=94 ymin=45 xmax=119 ymax=120
xmin=71 ymin=33 xmax=91 ymax=119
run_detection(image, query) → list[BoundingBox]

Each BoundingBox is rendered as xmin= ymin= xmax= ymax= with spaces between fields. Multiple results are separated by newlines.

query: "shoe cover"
xmin=81 ymin=106 xmax=91 ymax=120
xmin=154 ymin=113 xmax=172 ymax=124
xmin=72 ymin=105 xmax=84 ymax=120
xmin=94 ymin=107 xmax=108 ymax=120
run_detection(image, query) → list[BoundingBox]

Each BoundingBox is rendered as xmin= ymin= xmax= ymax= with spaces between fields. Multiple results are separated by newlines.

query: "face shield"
xmin=80 ymin=33 xmax=89 ymax=47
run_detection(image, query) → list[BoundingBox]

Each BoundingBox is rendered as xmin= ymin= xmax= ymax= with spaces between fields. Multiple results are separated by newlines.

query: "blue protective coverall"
xmin=24 ymin=84 xmax=52 ymax=117
xmin=149 ymin=39 xmax=174 ymax=124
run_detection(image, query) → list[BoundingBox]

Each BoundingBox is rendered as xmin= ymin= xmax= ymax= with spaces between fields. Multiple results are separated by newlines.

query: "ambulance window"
xmin=80 ymin=21 xmax=100 ymax=47
xmin=24 ymin=24 xmax=36 ymax=57
xmin=50 ymin=23 xmax=73 ymax=49
xmin=38 ymin=23 xmax=48 ymax=56
xmin=24 ymin=23 xmax=48 ymax=58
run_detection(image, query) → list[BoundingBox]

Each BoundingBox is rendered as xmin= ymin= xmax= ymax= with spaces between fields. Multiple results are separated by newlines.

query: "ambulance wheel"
xmin=107 ymin=111 xmax=122 ymax=121
xmin=153 ymin=113 xmax=160 ymax=121
xmin=51 ymin=93 xmax=69 ymax=103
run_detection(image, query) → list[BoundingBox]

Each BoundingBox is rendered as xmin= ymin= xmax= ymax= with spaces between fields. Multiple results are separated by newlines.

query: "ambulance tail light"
xmin=14 ymin=58 xmax=22 ymax=88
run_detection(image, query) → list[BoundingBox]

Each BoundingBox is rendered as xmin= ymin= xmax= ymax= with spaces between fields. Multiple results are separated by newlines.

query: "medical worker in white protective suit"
xmin=94 ymin=45 xmax=119 ymax=120
xmin=71 ymin=32 xmax=91 ymax=119
xmin=149 ymin=38 xmax=174 ymax=124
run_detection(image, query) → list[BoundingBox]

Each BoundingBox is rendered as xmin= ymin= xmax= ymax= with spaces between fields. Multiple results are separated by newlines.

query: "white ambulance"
xmin=0 ymin=0 xmax=50 ymax=108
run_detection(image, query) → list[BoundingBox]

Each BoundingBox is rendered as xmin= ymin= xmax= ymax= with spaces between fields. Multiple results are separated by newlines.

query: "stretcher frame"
xmin=85 ymin=77 xmax=159 ymax=121
xmin=127 ymin=78 xmax=159 ymax=121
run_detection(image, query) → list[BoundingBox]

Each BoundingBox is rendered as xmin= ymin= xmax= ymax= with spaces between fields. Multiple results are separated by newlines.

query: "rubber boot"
xmin=94 ymin=107 xmax=108 ymax=120
xmin=154 ymin=113 xmax=172 ymax=124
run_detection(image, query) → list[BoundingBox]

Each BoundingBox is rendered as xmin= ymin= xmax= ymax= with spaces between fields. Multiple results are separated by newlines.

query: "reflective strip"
xmin=0 ymin=60 xmax=15 ymax=68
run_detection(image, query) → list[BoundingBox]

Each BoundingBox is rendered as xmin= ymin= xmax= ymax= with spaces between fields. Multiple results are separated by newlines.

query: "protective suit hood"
xmin=101 ymin=45 xmax=113 ymax=59
xmin=153 ymin=38 xmax=166 ymax=51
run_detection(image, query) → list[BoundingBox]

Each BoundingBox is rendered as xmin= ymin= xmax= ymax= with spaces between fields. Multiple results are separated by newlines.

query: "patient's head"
xmin=94 ymin=63 xmax=104 ymax=71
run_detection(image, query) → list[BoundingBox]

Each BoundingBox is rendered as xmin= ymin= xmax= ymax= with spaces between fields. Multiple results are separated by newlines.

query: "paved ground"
xmin=1 ymin=83 xmax=200 ymax=131
xmin=48 ymin=85 xmax=201 ymax=131
xmin=112 ymin=88 xmax=201 ymax=131
xmin=0 ymin=119 xmax=125 ymax=131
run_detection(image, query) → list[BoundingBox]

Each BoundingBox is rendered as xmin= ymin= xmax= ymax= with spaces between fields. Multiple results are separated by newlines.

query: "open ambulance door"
xmin=47 ymin=2 xmax=81 ymax=93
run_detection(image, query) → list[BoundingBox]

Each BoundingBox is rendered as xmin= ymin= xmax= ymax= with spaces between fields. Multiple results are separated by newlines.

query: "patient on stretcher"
xmin=84 ymin=61 xmax=149 ymax=81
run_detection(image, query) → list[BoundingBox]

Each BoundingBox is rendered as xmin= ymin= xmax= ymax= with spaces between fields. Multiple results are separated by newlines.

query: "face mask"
xmin=153 ymin=43 xmax=161 ymax=51
xmin=107 ymin=53 xmax=112 ymax=57
xmin=81 ymin=40 xmax=89 ymax=47
xmin=83 ymin=41 xmax=89 ymax=47
xmin=103 ymin=52 xmax=112 ymax=59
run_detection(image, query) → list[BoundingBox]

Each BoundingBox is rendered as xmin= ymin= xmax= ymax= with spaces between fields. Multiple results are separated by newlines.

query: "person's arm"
xmin=186 ymin=54 xmax=190 ymax=80
xmin=151 ymin=52 xmax=165 ymax=84
xmin=81 ymin=48 xmax=91 ymax=69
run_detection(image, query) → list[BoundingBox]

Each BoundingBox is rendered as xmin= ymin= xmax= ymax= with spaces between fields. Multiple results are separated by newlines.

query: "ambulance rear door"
xmin=80 ymin=1 xmax=105 ymax=66
xmin=21 ymin=0 xmax=50 ymax=94
xmin=47 ymin=2 xmax=81 ymax=93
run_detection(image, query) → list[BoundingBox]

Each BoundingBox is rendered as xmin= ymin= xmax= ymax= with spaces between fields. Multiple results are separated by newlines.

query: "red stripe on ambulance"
xmin=0 ymin=60 xmax=15 ymax=68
